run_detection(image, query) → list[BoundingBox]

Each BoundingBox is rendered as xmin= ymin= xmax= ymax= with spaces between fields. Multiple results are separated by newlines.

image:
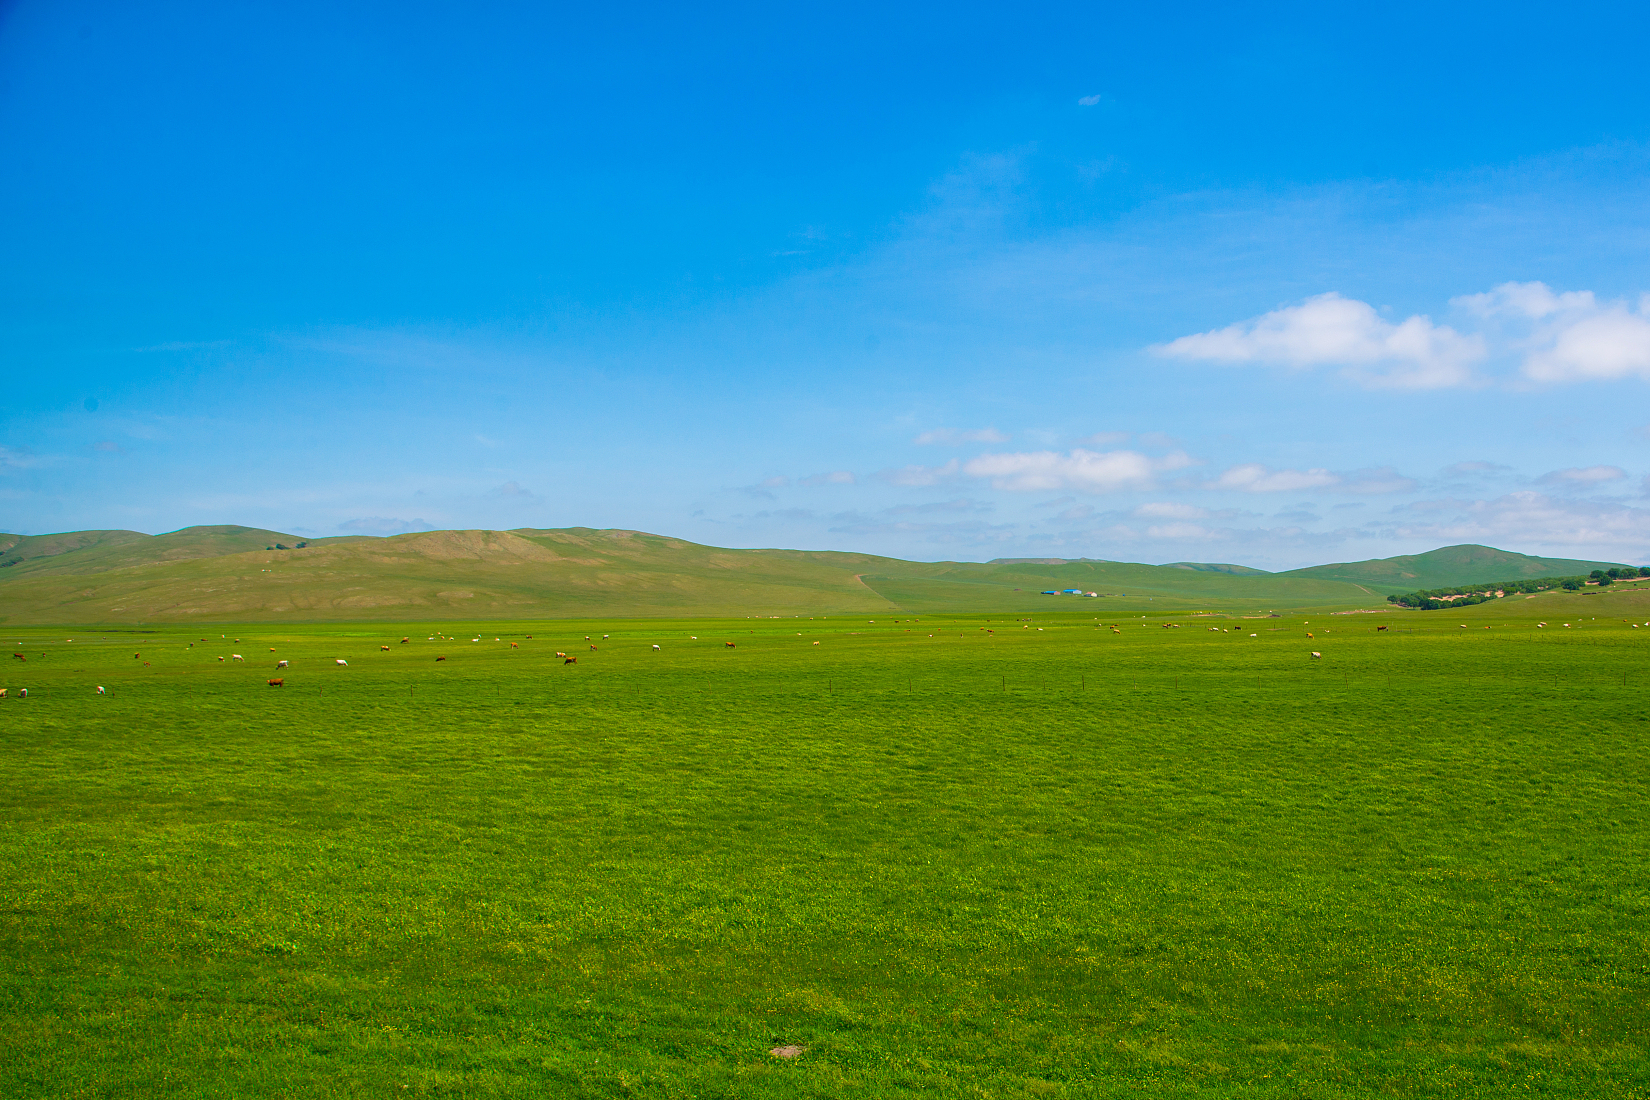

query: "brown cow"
xmin=12 ymin=653 xmax=25 ymax=661
xmin=436 ymin=655 xmax=447 ymax=661
xmin=380 ymin=646 xmax=390 ymax=651
xmin=400 ymin=637 xmax=410 ymax=644
xmin=564 ymin=656 xmax=577 ymax=665
xmin=725 ymin=642 xmax=736 ymax=648
xmin=510 ymin=642 xmax=518 ymax=648
xmin=589 ymin=645 xmax=597 ymax=651
xmin=1377 ymin=625 xmax=1388 ymax=631
xmin=267 ymin=678 xmax=284 ymax=687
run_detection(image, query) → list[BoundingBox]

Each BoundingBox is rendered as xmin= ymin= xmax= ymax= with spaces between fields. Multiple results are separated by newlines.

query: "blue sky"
xmin=8 ymin=1 xmax=1650 ymax=568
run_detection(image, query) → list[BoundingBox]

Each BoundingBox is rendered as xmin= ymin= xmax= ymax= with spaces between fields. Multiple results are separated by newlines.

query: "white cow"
xmin=232 ymin=654 xmax=243 ymax=661
xmin=336 ymin=659 xmax=348 ymax=666
xmin=652 ymin=644 xmax=661 ymax=651
xmin=277 ymin=660 xmax=288 ymax=668
xmin=96 ymin=686 xmax=105 ymax=694
xmin=1310 ymin=651 xmax=1322 ymax=659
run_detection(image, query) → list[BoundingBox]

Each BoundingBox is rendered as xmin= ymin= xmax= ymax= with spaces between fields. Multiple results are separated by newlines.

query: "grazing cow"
xmin=564 ymin=656 xmax=577 ymax=665
xmin=401 ymin=637 xmax=409 ymax=644
xmin=12 ymin=653 xmax=24 ymax=662
xmin=277 ymin=660 xmax=288 ymax=668
xmin=510 ymin=642 xmax=518 ymax=648
xmin=725 ymin=642 xmax=736 ymax=648
xmin=0 ymin=689 xmax=6 ymax=698
xmin=652 ymin=644 xmax=661 ymax=651
xmin=812 ymin=641 xmax=820 ymax=645
xmin=589 ymin=645 xmax=598 ymax=651
xmin=268 ymin=678 xmax=284 ymax=687
xmin=1310 ymin=651 xmax=1322 ymax=659
xmin=96 ymin=686 xmax=104 ymax=694
xmin=218 ymin=656 xmax=225 ymax=662
xmin=1376 ymin=625 xmax=1388 ymax=631
xmin=436 ymin=656 xmax=447 ymax=661
xmin=1306 ymin=632 xmax=1314 ymax=639
xmin=335 ymin=659 xmax=348 ymax=666
xmin=232 ymin=654 xmax=243 ymax=661
xmin=269 ymin=648 xmax=276 ymax=652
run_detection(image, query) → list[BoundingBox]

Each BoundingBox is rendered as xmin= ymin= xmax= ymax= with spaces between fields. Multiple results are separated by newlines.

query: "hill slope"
xmin=0 ymin=525 xmax=1383 ymax=623
xmin=0 ymin=529 xmax=1625 ymax=622
xmin=1279 ymin=544 xmax=1627 ymax=593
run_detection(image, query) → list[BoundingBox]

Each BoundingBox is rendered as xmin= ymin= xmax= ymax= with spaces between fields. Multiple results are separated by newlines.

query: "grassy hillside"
xmin=0 ymin=525 xmax=1387 ymax=623
xmin=0 ymin=526 xmax=1627 ymax=622
xmin=1281 ymin=543 xmax=1626 ymax=592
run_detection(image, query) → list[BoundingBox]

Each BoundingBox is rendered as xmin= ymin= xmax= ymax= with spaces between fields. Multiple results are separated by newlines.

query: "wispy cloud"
xmin=0 ymin=446 xmax=47 ymax=472
xmin=737 ymin=475 xmax=792 ymax=500
xmin=798 ymin=470 xmax=856 ymax=486
xmin=1538 ymin=464 xmax=1627 ymax=484
xmin=913 ymin=427 xmax=1009 ymax=445
xmin=961 ymin=448 xmax=1196 ymax=493
xmin=1134 ymin=502 xmax=1208 ymax=519
xmin=1390 ymin=491 xmax=1648 ymax=559
xmin=338 ymin=516 xmax=435 ymax=535
xmin=1209 ymin=463 xmax=1340 ymax=493
xmin=876 ymin=459 xmax=961 ymax=487
xmin=492 ymin=480 xmax=539 ymax=501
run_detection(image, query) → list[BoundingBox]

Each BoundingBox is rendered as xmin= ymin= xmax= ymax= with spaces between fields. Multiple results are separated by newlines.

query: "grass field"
xmin=3 ymin=589 xmax=1650 ymax=1096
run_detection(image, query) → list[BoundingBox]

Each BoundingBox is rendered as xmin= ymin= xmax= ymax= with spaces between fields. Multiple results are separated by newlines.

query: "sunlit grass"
xmin=1 ymin=606 xmax=1647 ymax=1096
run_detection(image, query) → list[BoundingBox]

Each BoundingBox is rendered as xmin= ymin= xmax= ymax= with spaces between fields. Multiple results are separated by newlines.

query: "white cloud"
xmin=1154 ymin=292 xmax=1485 ymax=389
xmin=1457 ymin=281 xmax=1650 ymax=384
xmin=1539 ymin=465 xmax=1627 ymax=484
xmin=1134 ymin=502 xmax=1208 ymax=519
xmin=913 ymin=427 xmax=1009 ymax=445
xmin=1526 ymin=306 xmax=1650 ymax=383
xmin=962 ymin=448 xmax=1195 ymax=493
xmin=1211 ymin=463 xmax=1340 ymax=493
xmin=1077 ymin=94 xmax=1103 ymax=106
xmin=1455 ymin=281 xmax=1596 ymax=320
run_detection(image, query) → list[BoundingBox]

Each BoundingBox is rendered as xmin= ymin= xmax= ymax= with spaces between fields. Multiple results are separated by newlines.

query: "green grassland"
xmin=0 ymin=526 xmax=1626 ymax=623
xmin=3 ymin=586 xmax=1650 ymax=1097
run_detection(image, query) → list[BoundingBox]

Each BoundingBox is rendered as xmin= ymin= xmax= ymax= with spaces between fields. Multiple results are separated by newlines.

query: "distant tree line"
xmin=1387 ymin=567 xmax=1650 ymax=609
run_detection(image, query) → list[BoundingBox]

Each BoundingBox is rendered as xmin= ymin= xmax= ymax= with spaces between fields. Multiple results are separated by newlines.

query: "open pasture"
xmin=2 ymin=600 xmax=1649 ymax=1097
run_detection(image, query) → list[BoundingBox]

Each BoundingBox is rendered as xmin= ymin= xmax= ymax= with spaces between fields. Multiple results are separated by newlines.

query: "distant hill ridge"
xmin=1278 ymin=544 xmax=1619 ymax=589
xmin=0 ymin=527 xmax=1628 ymax=623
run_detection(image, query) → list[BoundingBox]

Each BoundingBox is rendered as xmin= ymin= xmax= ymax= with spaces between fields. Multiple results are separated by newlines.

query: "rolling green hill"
xmin=1279 ymin=543 xmax=1626 ymax=593
xmin=0 ymin=526 xmax=1629 ymax=622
